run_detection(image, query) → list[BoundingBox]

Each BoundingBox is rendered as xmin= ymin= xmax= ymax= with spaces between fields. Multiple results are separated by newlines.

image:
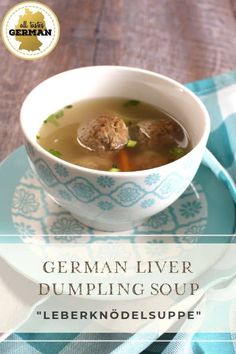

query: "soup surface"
xmin=37 ymin=97 xmax=191 ymax=172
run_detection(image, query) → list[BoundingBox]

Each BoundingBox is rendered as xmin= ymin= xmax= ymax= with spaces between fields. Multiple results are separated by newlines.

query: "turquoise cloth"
xmin=1 ymin=71 xmax=236 ymax=353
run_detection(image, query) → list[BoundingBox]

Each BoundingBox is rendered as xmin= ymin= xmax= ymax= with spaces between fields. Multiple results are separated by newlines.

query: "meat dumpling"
xmin=130 ymin=117 xmax=184 ymax=148
xmin=77 ymin=113 xmax=129 ymax=152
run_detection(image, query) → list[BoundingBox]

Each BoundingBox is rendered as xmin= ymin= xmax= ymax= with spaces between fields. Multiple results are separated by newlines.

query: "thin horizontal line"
xmin=0 ymin=234 xmax=235 ymax=237
xmin=3 ymin=339 xmax=236 ymax=342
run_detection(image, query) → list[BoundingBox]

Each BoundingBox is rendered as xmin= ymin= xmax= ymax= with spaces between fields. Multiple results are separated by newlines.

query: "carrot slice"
xmin=117 ymin=149 xmax=131 ymax=172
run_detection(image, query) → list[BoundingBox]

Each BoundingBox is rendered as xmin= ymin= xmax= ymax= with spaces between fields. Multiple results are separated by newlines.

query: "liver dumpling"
xmin=130 ymin=118 xmax=184 ymax=147
xmin=77 ymin=113 xmax=129 ymax=152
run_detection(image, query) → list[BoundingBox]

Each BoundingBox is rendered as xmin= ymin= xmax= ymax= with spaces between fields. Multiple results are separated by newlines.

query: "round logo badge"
xmin=1 ymin=1 xmax=60 ymax=60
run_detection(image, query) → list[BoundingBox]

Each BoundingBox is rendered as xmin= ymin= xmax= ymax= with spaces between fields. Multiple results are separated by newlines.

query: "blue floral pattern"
xmin=112 ymin=183 xmax=144 ymax=206
xmin=12 ymin=188 xmax=39 ymax=214
xmin=10 ymin=148 xmax=210 ymax=239
xmin=36 ymin=161 xmax=57 ymax=187
xmin=50 ymin=217 xmax=84 ymax=235
xmin=145 ymin=212 xmax=169 ymax=229
xmin=58 ymin=189 xmax=72 ymax=201
xmin=55 ymin=163 xmax=69 ymax=178
xmin=97 ymin=176 xmax=115 ymax=188
xmin=140 ymin=199 xmax=155 ymax=208
xmin=14 ymin=222 xmax=36 ymax=235
xmin=184 ymin=224 xmax=206 ymax=234
xmin=97 ymin=201 xmax=113 ymax=211
xmin=67 ymin=178 xmax=99 ymax=202
xmin=155 ymin=174 xmax=183 ymax=198
xmin=53 ymin=235 xmax=82 ymax=243
xmin=11 ymin=154 xmax=209 ymax=238
xmin=179 ymin=201 xmax=202 ymax=218
xmin=145 ymin=173 xmax=160 ymax=186
xmin=32 ymin=159 xmax=188 ymax=208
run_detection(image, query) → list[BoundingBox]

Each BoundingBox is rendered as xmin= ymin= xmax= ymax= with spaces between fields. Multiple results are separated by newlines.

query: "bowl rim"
xmin=20 ymin=65 xmax=210 ymax=177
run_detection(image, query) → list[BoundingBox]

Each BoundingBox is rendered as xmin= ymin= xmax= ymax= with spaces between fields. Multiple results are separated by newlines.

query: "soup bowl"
xmin=20 ymin=66 xmax=210 ymax=231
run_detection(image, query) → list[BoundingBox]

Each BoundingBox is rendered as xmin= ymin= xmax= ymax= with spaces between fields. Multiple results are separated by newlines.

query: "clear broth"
xmin=37 ymin=97 xmax=191 ymax=171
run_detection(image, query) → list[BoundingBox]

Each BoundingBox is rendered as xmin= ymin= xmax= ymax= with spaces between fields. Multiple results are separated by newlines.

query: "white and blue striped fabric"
xmin=1 ymin=71 xmax=236 ymax=353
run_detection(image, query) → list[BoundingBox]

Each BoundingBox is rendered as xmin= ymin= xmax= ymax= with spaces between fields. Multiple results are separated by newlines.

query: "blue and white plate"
xmin=0 ymin=147 xmax=235 ymax=243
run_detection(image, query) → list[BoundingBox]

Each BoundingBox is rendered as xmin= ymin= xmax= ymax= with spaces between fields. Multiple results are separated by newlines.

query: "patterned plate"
xmin=0 ymin=146 xmax=235 ymax=243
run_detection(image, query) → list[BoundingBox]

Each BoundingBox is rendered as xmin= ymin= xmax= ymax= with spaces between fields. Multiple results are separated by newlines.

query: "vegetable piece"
xmin=36 ymin=134 xmax=40 ymax=140
xmin=127 ymin=139 xmax=137 ymax=148
xmin=65 ymin=105 xmax=73 ymax=109
xmin=169 ymin=146 xmax=185 ymax=158
xmin=48 ymin=149 xmax=62 ymax=158
xmin=44 ymin=116 xmax=55 ymax=125
xmin=123 ymin=99 xmax=140 ymax=107
xmin=117 ymin=149 xmax=131 ymax=171
xmin=55 ymin=110 xmax=64 ymax=118
xmin=44 ymin=110 xmax=64 ymax=126
xmin=45 ymin=115 xmax=58 ymax=126
xmin=109 ymin=167 xmax=121 ymax=172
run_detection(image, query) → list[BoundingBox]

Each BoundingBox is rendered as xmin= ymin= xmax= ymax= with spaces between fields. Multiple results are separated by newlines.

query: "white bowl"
xmin=20 ymin=66 xmax=210 ymax=231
